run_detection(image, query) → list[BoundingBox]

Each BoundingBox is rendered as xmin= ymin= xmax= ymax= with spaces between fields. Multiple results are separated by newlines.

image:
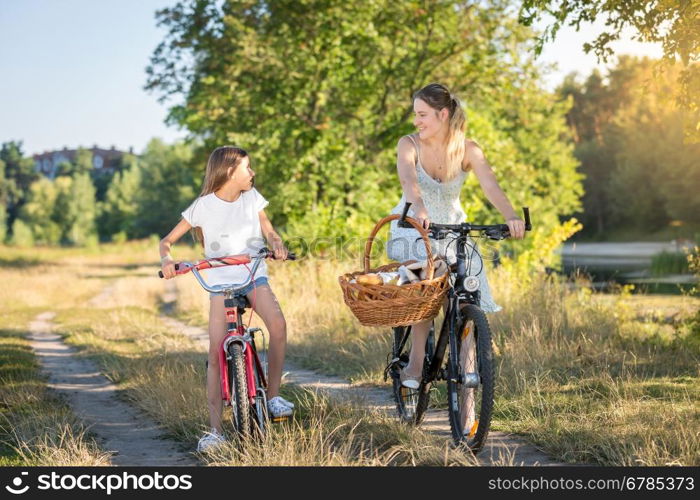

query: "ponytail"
xmin=445 ymin=95 xmax=466 ymax=180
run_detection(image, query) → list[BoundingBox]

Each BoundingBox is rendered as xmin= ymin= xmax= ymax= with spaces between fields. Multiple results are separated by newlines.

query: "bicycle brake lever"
xmin=485 ymin=228 xmax=509 ymax=240
xmin=431 ymin=229 xmax=447 ymax=240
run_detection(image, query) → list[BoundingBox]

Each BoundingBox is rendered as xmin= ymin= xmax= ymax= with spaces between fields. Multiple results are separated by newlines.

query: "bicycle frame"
xmin=187 ymin=258 xmax=267 ymax=408
xmin=390 ymin=203 xmax=530 ymax=448
xmin=395 ymin=203 xmax=531 ymax=384
xmin=218 ymin=292 xmax=267 ymax=407
xmin=162 ymin=250 xmax=272 ymax=407
xmin=427 ymin=232 xmax=481 ymax=380
xmin=397 ymin=241 xmax=478 ymax=387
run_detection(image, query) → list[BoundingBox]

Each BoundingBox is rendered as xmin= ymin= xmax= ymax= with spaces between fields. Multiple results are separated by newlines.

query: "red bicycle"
xmin=159 ymin=247 xmax=295 ymax=437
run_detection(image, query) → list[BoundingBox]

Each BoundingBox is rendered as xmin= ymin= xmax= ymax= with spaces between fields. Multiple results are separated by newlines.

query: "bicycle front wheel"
xmin=250 ymin=341 xmax=268 ymax=436
xmin=227 ymin=343 xmax=251 ymax=437
xmin=447 ymin=304 xmax=495 ymax=452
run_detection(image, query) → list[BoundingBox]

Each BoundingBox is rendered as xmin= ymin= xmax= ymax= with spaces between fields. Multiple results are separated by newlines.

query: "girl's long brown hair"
xmin=413 ymin=83 xmax=467 ymax=181
xmin=190 ymin=146 xmax=249 ymax=246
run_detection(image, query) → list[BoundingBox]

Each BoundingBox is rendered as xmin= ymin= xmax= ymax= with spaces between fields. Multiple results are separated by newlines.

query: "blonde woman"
xmin=387 ymin=83 xmax=525 ymax=389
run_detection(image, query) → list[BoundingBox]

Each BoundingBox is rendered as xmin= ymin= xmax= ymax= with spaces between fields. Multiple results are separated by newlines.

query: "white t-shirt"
xmin=181 ymin=189 xmax=269 ymax=286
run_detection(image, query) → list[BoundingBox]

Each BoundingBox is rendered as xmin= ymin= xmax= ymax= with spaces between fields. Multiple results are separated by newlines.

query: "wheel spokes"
xmin=458 ymin=320 xmax=477 ymax=434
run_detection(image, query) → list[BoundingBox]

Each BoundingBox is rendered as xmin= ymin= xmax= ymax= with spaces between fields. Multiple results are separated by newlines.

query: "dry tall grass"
xmin=2 ymin=242 xmax=698 ymax=465
xmin=0 ymin=310 xmax=110 ymax=466
xmin=203 ymin=389 xmax=480 ymax=466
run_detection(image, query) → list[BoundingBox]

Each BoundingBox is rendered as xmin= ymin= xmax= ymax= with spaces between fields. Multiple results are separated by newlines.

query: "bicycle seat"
xmin=223 ymin=293 xmax=251 ymax=309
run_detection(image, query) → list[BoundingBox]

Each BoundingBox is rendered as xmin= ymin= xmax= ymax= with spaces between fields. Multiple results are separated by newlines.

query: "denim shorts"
xmin=209 ymin=277 xmax=269 ymax=299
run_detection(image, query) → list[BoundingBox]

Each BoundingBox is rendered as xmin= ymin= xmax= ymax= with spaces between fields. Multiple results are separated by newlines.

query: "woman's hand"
xmin=160 ymin=256 xmax=177 ymax=279
xmin=271 ymin=238 xmax=289 ymax=260
xmin=413 ymin=206 xmax=431 ymax=230
xmin=506 ymin=217 xmax=526 ymax=239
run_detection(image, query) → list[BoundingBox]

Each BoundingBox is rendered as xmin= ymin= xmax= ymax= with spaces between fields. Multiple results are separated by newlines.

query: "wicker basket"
xmin=338 ymin=214 xmax=449 ymax=327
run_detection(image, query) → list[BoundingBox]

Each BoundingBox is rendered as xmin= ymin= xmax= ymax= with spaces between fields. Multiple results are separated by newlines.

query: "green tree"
xmin=92 ymin=152 xmax=136 ymax=204
xmin=558 ymin=69 xmax=626 ymax=237
xmin=18 ymin=177 xmax=61 ymax=245
xmin=0 ymin=141 xmax=39 ymax=236
xmin=0 ymin=157 xmax=8 ymax=242
xmin=132 ymin=139 xmax=199 ymax=238
xmin=607 ymin=60 xmax=700 ymax=227
xmin=98 ymin=156 xmax=142 ymax=240
xmin=560 ymin=56 xmax=700 ymax=236
xmin=55 ymin=173 xmax=98 ymax=246
xmin=146 ymin=0 xmax=583 ymax=263
xmin=55 ymin=148 xmax=93 ymax=178
xmin=17 ymin=173 xmax=98 ymax=247
xmin=9 ymin=219 xmax=34 ymax=247
xmin=520 ymin=0 xmax=700 ymax=142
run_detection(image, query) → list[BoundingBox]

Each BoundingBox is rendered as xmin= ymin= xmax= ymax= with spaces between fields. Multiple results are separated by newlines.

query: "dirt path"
xmin=159 ymin=312 xmax=564 ymax=466
xmin=28 ymin=312 xmax=197 ymax=466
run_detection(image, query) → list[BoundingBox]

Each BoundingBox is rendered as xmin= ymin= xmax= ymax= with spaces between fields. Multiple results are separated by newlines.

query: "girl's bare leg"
xmin=207 ymin=296 xmax=228 ymax=433
xmin=246 ymin=285 xmax=286 ymax=398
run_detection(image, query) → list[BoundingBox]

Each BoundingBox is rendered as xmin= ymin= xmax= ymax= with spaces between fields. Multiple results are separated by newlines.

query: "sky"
xmin=0 ymin=1 xmax=663 ymax=157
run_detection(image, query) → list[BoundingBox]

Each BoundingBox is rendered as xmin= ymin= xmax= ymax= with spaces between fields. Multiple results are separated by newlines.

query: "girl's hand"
xmin=506 ymin=217 xmax=526 ymax=239
xmin=271 ymin=239 xmax=289 ymax=260
xmin=161 ymin=257 xmax=177 ymax=279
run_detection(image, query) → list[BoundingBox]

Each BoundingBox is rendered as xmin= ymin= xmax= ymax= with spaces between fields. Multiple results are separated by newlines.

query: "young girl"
xmin=159 ymin=146 xmax=293 ymax=452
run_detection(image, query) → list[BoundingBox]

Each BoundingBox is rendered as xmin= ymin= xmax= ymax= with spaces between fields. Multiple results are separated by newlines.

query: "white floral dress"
xmin=386 ymin=135 xmax=501 ymax=313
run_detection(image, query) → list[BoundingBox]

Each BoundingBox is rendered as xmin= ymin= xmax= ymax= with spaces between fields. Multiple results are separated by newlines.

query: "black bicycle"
xmin=385 ymin=202 xmax=531 ymax=452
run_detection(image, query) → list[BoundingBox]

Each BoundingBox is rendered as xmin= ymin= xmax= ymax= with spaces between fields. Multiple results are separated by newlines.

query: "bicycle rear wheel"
xmin=391 ymin=325 xmax=433 ymax=424
xmin=447 ymin=304 xmax=494 ymax=452
xmin=227 ymin=343 xmax=251 ymax=437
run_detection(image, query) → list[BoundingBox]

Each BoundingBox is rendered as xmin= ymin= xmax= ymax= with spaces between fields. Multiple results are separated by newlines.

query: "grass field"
xmin=1 ymin=240 xmax=698 ymax=465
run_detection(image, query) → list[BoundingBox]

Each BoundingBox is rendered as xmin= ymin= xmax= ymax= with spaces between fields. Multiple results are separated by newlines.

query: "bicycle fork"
xmin=219 ymin=297 xmax=268 ymax=406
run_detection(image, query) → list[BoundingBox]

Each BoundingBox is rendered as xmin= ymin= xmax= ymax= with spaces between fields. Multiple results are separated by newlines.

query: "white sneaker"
xmin=276 ymin=396 xmax=295 ymax=409
xmin=196 ymin=428 xmax=225 ymax=453
xmin=267 ymin=396 xmax=293 ymax=418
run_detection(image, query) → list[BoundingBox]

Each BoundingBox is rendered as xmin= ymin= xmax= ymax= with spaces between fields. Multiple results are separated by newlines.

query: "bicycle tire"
xmin=447 ymin=303 xmax=494 ymax=452
xmin=392 ymin=326 xmax=416 ymax=422
xmin=250 ymin=343 xmax=268 ymax=436
xmin=392 ymin=325 xmax=433 ymax=425
xmin=228 ymin=343 xmax=252 ymax=437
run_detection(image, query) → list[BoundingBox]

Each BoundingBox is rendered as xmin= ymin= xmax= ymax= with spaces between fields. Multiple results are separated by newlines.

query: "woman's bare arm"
xmin=396 ymin=136 xmax=429 ymax=228
xmin=467 ymin=140 xmax=525 ymax=238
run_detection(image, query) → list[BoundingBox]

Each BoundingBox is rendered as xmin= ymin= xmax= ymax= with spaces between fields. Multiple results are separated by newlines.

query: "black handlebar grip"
xmin=400 ymin=202 xmax=412 ymax=221
xmin=398 ymin=202 xmax=413 ymax=228
xmin=158 ymin=263 xmax=179 ymax=278
xmin=287 ymin=253 xmax=297 ymax=261
xmin=523 ymin=207 xmax=531 ymax=231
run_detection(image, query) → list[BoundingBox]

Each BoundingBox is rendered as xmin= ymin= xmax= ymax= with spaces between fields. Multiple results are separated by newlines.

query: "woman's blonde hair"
xmin=191 ymin=146 xmax=249 ymax=246
xmin=413 ymin=83 xmax=466 ymax=181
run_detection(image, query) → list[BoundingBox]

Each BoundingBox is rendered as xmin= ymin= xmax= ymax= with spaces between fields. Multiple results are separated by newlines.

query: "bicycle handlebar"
xmin=397 ymin=202 xmax=532 ymax=240
xmin=157 ymin=248 xmax=296 ymax=279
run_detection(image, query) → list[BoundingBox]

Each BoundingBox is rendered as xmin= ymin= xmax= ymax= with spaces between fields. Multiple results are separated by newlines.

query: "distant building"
xmin=33 ymin=145 xmax=133 ymax=179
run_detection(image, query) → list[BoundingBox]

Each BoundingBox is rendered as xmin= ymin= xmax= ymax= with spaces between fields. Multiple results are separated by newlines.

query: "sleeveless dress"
xmin=386 ymin=135 xmax=501 ymax=313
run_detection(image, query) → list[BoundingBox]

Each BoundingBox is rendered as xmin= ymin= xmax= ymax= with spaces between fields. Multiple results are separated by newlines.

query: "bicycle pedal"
xmin=270 ymin=415 xmax=291 ymax=423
